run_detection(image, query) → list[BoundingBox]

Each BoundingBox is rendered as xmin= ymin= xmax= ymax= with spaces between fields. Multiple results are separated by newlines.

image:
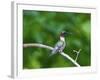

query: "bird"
xmin=50 ymin=31 xmax=70 ymax=57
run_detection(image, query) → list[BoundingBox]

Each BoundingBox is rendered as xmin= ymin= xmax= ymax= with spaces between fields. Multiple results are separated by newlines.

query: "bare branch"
xmin=23 ymin=43 xmax=53 ymax=50
xmin=60 ymin=52 xmax=80 ymax=67
xmin=23 ymin=43 xmax=80 ymax=67
xmin=73 ymin=49 xmax=82 ymax=61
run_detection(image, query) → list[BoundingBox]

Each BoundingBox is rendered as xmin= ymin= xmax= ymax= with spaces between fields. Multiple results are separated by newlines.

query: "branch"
xmin=60 ymin=52 xmax=80 ymax=67
xmin=23 ymin=43 xmax=53 ymax=50
xmin=73 ymin=49 xmax=82 ymax=61
xmin=23 ymin=43 xmax=80 ymax=67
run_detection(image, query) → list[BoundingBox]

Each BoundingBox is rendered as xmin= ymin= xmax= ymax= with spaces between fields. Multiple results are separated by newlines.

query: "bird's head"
xmin=60 ymin=31 xmax=72 ymax=37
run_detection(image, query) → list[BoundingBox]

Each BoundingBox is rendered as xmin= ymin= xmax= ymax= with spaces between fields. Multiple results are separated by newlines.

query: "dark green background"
xmin=23 ymin=10 xmax=91 ymax=69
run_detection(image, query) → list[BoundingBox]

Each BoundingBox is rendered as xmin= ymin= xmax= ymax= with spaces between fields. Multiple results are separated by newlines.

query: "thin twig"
xmin=73 ymin=49 xmax=82 ymax=61
xmin=23 ymin=43 xmax=80 ymax=67
xmin=60 ymin=52 xmax=80 ymax=67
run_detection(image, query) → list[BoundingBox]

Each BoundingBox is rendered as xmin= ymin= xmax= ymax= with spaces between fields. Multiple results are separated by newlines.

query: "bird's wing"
xmin=55 ymin=41 xmax=64 ymax=48
xmin=52 ymin=41 xmax=64 ymax=54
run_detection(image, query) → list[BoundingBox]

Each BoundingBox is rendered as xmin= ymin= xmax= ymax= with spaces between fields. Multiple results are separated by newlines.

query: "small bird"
xmin=50 ymin=31 xmax=70 ymax=57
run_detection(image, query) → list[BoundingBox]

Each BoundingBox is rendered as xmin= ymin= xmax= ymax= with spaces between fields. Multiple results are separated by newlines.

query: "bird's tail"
xmin=52 ymin=49 xmax=56 ymax=54
xmin=49 ymin=49 xmax=57 ymax=57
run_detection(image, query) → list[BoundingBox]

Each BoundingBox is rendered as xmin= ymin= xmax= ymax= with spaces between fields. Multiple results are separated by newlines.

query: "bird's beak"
xmin=67 ymin=32 xmax=72 ymax=34
xmin=60 ymin=31 xmax=72 ymax=37
xmin=64 ymin=32 xmax=72 ymax=35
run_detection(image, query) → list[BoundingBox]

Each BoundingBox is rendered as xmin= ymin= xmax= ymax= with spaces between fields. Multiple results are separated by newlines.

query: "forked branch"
xmin=23 ymin=43 xmax=80 ymax=67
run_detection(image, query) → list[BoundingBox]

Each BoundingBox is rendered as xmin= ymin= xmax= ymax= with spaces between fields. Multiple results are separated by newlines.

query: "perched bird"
xmin=50 ymin=31 xmax=70 ymax=57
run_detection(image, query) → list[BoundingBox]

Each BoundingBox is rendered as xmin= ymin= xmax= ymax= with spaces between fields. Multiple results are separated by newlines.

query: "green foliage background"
xmin=23 ymin=10 xmax=91 ymax=69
